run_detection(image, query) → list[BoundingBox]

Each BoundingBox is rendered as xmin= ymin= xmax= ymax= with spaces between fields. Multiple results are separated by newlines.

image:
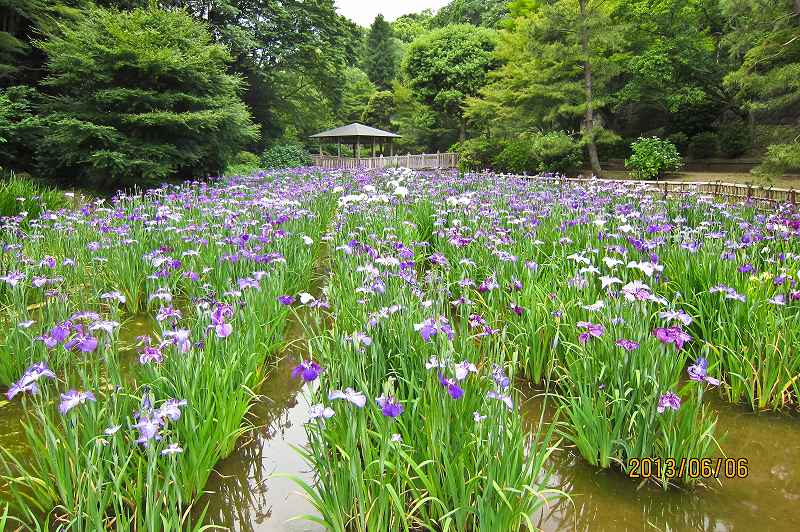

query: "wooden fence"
xmin=311 ymin=152 xmax=458 ymax=171
xmin=510 ymin=175 xmax=798 ymax=205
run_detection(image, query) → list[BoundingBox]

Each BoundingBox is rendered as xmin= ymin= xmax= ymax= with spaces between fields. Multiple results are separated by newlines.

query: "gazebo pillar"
xmin=356 ymin=138 xmax=360 ymax=160
xmin=337 ymin=138 xmax=341 ymax=157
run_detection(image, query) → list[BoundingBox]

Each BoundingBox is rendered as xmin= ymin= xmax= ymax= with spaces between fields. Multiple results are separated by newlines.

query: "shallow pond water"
xmin=194 ymin=378 xmax=800 ymax=532
xmin=3 ymin=311 xmax=799 ymax=530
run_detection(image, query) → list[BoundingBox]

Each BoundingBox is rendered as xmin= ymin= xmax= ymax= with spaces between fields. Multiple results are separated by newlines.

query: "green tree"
xmin=611 ymin=0 xmax=734 ymax=138
xmin=403 ymin=24 xmax=497 ymax=141
xmin=0 ymin=0 xmax=91 ymax=85
xmin=364 ymin=14 xmax=397 ymax=90
xmin=431 ymin=0 xmax=510 ymax=28
xmin=361 ymin=91 xmax=395 ymax=130
xmin=392 ymin=10 xmax=434 ymax=43
xmin=36 ymin=6 xmax=258 ymax=187
xmin=335 ymin=67 xmax=376 ymax=124
xmin=468 ymin=0 xmax=624 ymax=175
xmin=723 ymin=0 xmax=800 ymax=175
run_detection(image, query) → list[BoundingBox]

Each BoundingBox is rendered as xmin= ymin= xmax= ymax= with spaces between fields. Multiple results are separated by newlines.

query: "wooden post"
xmin=389 ymin=139 xmax=394 ymax=156
xmin=372 ymin=138 xmax=376 ymax=157
xmin=318 ymin=140 xmax=323 ymax=156
xmin=356 ymin=138 xmax=360 ymax=161
xmin=337 ymin=139 xmax=341 ymax=158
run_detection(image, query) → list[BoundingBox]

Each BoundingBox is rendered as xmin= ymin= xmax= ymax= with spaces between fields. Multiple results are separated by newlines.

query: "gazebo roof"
xmin=309 ymin=123 xmax=401 ymax=138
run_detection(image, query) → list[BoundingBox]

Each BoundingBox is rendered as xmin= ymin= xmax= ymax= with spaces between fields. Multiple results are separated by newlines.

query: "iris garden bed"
xmin=1 ymin=169 xmax=798 ymax=530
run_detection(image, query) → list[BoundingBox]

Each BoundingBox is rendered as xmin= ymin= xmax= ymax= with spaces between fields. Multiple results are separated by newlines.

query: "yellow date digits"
xmin=627 ymin=458 xmax=748 ymax=479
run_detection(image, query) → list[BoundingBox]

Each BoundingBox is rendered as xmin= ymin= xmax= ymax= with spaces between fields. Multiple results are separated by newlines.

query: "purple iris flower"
xmin=615 ymin=339 xmax=640 ymax=351
xmin=576 ymin=321 xmax=605 ymax=344
xmin=139 ymin=345 xmax=163 ymax=364
xmin=50 ymin=322 xmax=72 ymax=343
xmin=328 ymin=388 xmax=367 ymax=408
xmin=6 ymin=362 xmax=56 ymax=400
xmin=133 ymin=416 xmax=162 ymax=445
xmin=438 ymin=373 xmax=464 ymax=399
xmin=492 ymin=365 xmax=510 ymax=388
xmin=653 ymin=326 xmax=692 ymax=350
xmin=164 ymin=329 xmax=191 ymax=353
xmin=687 ymin=357 xmax=720 ymax=386
xmin=657 ymin=391 xmax=681 ymax=413
xmin=510 ymin=303 xmax=524 ymax=316
xmin=414 ymin=316 xmax=454 ymax=342
xmin=210 ymin=303 xmax=233 ymax=338
xmin=277 ymin=295 xmax=295 ymax=305
xmin=454 ymin=361 xmax=478 ymax=381
xmin=64 ymin=329 xmax=99 ymax=353
xmin=161 ymin=443 xmax=184 ymax=456
xmin=738 ymin=263 xmax=755 ymax=274
xmin=291 ymin=360 xmax=323 ymax=382
xmin=156 ymin=306 xmax=182 ymax=323
xmin=59 ymin=390 xmax=96 ymax=415
xmin=377 ymin=395 xmax=404 ymax=418
xmin=487 ymin=390 xmax=513 ymax=410
xmin=157 ymin=399 xmax=188 ymax=421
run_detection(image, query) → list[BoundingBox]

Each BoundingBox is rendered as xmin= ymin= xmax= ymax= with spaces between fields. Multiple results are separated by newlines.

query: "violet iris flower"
xmin=328 ymin=388 xmax=367 ymax=408
xmin=487 ymin=390 xmax=514 ymax=410
xmin=657 ymin=391 xmax=681 ymax=413
xmin=277 ymin=295 xmax=295 ymax=305
xmin=133 ymin=416 xmax=162 ymax=445
xmin=377 ymin=395 xmax=404 ymax=418
xmin=157 ymin=399 xmax=188 ymax=421
xmin=576 ymin=321 xmax=605 ymax=344
xmin=653 ymin=326 xmax=692 ymax=350
xmin=687 ymin=357 xmax=720 ymax=386
xmin=7 ymin=362 xmax=56 ymax=400
xmin=59 ymin=390 xmax=96 ymax=415
xmin=292 ymin=360 xmax=323 ymax=382
xmin=210 ymin=303 xmax=233 ymax=338
xmin=308 ymin=404 xmax=335 ymax=421
xmin=492 ymin=365 xmax=510 ymax=388
xmin=414 ymin=316 xmax=454 ymax=342
xmin=161 ymin=443 xmax=184 ymax=456
xmin=438 ymin=373 xmax=464 ymax=399
xmin=615 ymin=339 xmax=640 ymax=351
xmin=454 ymin=361 xmax=478 ymax=381
xmin=164 ymin=329 xmax=191 ymax=353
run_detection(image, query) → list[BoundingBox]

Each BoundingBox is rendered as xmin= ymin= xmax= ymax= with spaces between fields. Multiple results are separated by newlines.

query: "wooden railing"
xmin=508 ymin=175 xmax=799 ymax=205
xmin=311 ymin=152 xmax=458 ymax=170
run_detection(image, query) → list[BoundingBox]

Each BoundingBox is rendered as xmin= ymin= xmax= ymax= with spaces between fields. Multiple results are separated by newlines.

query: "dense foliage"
xmin=2 ymin=0 xmax=800 ymax=186
xmin=260 ymin=144 xmax=312 ymax=169
xmin=35 ymin=7 xmax=258 ymax=188
xmin=403 ymin=24 xmax=497 ymax=141
xmin=625 ymin=137 xmax=683 ymax=180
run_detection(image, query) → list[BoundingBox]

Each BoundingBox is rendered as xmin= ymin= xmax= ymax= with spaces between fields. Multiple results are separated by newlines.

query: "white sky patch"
xmin=335 ymin=0 xmax=450 ymax=26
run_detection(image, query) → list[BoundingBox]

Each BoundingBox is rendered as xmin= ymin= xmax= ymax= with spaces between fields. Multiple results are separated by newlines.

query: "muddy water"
xmin=3 ymin=313 xmax=800 ymax=531
xmin=523 ymin=392 xmax=800 ymax=532
xmin=196 ymin=382 xmax=800 ymax=532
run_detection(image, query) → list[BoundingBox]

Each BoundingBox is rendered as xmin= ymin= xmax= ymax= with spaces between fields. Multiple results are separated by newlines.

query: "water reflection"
xmin=524 ymin=392 xmax=800 ymax=532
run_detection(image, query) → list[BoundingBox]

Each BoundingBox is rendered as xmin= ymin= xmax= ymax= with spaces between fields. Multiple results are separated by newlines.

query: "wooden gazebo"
xmin=309 ymin=123 xmax=401 ymax=158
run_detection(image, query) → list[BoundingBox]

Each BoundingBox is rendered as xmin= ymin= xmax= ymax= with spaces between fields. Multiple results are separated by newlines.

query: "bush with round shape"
xmin=260 ymin=144 xmax=311 ymax=169
xmin=625 ymin=137 xmax=683 ymax=180
xmin=688 ymin=131 xmax=720 ymax=159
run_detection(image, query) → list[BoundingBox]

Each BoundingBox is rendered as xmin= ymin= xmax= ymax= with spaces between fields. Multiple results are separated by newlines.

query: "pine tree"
xmin=364 ymin=14 xmax=397 ymax=91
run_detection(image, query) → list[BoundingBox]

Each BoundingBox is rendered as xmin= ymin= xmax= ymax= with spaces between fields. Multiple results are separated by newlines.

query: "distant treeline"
xmin=1 ymin=0 xmax=799 ymax=185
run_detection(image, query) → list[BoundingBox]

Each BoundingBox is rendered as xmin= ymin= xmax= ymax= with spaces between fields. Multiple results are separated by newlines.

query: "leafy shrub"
xmin=492 ymin=131 xmax=582 ymax=175
xmin=625 ymin=137 xmax=683 ymax=180
xmin=452 ymin=137 xmax=502 ymax=172
xmin=754 ymin=142 xmax=800 ymax=177
xmin=35 ymin=6 xmax=259 ymax=189
xmin=719 ymin=123 xmax=752 ymax=158
xmin=0 ymin=173 xmax=71 ymax=218
xmin=224 ymin=151 xmax=262 ymax=176
xmin=260 ymin=144 xmax=311 ymax=169
xmin=688 ymin=131 xmax=720 ymax=159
